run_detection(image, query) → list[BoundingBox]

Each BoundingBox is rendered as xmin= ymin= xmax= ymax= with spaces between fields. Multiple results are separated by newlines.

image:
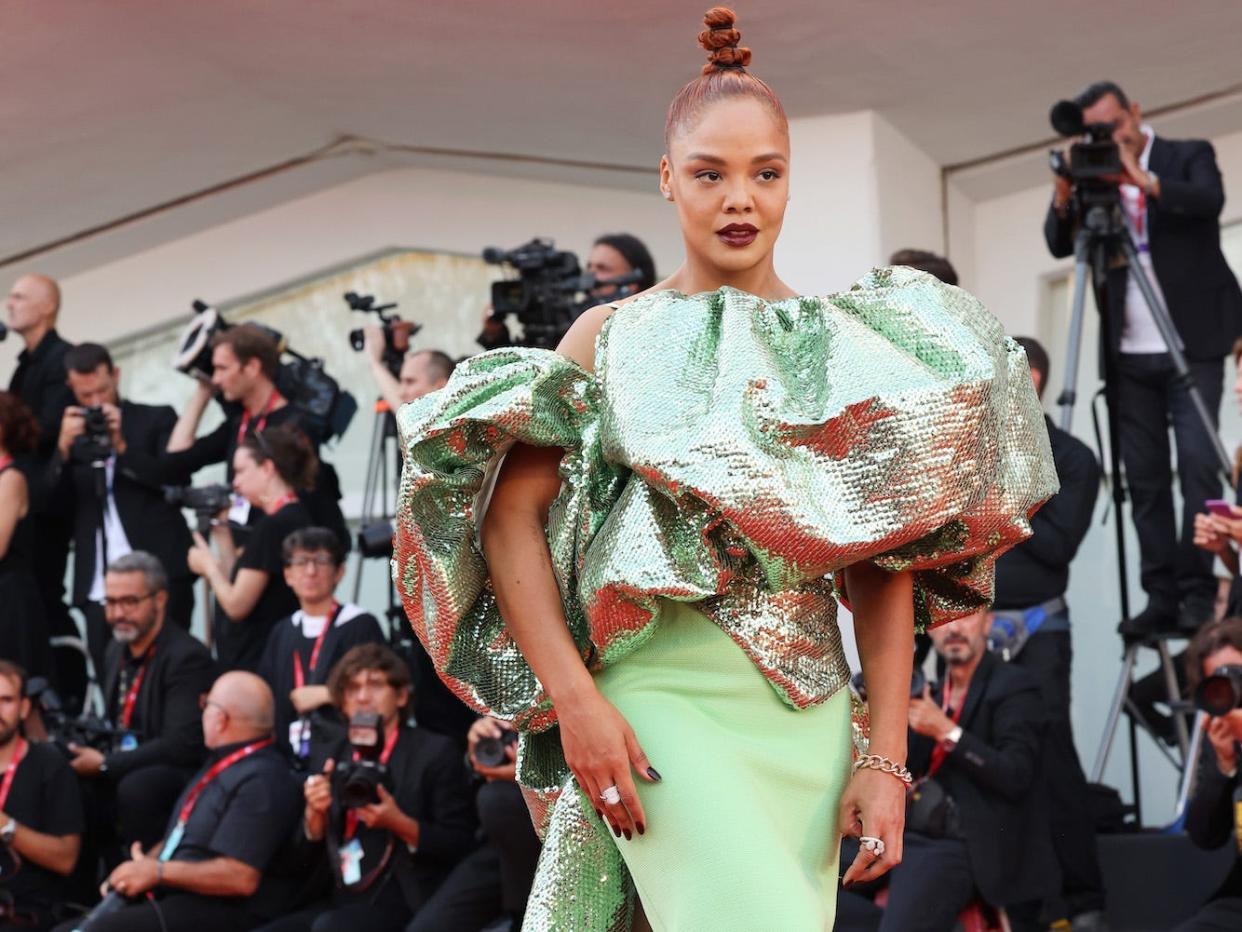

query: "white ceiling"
xmin=7 ymin=0 xmax=1242 ymax=273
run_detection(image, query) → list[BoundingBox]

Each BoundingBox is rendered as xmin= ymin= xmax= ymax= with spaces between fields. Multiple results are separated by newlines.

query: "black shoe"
xmin=1178 ymin=594 xmax=1216 ymax=632
xmin=1117 ymin=601 xmax=1178 ymax=641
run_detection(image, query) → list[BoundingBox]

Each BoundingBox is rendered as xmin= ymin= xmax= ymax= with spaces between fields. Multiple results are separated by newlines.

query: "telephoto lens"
xmin=1194 ymin=664 xmax=1242 ymax=716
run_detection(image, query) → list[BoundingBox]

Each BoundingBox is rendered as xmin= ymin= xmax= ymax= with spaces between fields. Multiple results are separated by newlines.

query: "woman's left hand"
xmin=838 ymin=766 xmax=906 ymax=887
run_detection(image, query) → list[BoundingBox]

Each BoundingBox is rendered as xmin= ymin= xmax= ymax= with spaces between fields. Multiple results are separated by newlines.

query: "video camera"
xmin=335 ymin=711 xmax=392 ymax=808
xmin=483 ymin=238 xmax=642 ymax=350
xmin=164 ymin=482 xmax=233 ymax=534
xmin=172 ymin=300 xmax=357 ymax=444
xmin=26 ymin=677 xmax=120 ymax=758
xmin=1194 ymin=664 xmax=1242 ymax=716
xmin=1048 ymin=99 xmax=1124 ymax=210
xmin=344 ymin=292 xmax=422 ymax=376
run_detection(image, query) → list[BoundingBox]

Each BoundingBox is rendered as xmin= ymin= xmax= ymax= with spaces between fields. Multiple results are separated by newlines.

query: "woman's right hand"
xmin=557 ymin=687 xmax=660 ymax=839
xmin=1194 ymin=513 xmax=1229 ymax=554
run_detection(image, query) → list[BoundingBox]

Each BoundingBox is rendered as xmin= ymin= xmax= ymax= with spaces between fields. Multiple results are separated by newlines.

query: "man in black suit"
xmin=5 ymin=274 xmax=75 ymax=636
xmin=838 ymin=609 xmax=1057 ymax=932
xmin=274 ymin=643 xmax=476 ymax=932
xmin=50 ymin=343 xmax=197 ymax=671
xmin=1044 ymin=80 xmax=1242 ymax=635
xmin=67 ymin=552 xmax=216 ymax=858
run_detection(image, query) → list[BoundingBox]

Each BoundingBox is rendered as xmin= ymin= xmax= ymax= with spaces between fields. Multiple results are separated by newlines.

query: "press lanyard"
xmin=159 ymin=739 xmax=273 ymax=861
xmin=119 ymin=647 xmax=156 ymax=730
xmin=342 ymin=726 xmax=401 ymax=841
xmin=0 ymin=739 xmax=28 ymax=812
xmin=0 ymin=455 xmax=12 ymax=473
xmin=292 ymin=603 xmax=341 ymax=690
xmin=267 ymin=492 xmax=298 ymax=514
xmin=236 ymin=390 xmax=283 ymax=445
xmin=927 ymin=680 xmax=968 ymax=778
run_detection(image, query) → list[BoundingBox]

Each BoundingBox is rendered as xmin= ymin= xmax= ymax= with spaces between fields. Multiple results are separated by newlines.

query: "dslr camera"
xmin=473 ymin=726 xmax=518 ymax=769
xmin=165 ymin=483 xmax=233 ymax=534
xmin=345 ymin=292 xmax=422 ymax=377
xmin=1194 ymin=664 xmax=1242 ymax=716
xmin=27 ymin=677 xmax=119 ymax=758
xmin=72 ymin=405 xmax=113 ymax=465
xmin=1048 ymin=98 xmax=1124 ymax=210
xmin=335 ymin=711 xmax=392 ymax=808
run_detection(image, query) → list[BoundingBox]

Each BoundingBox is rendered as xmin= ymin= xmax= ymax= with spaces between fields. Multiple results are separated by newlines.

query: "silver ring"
xmin=859 ymin=835 xmax=886 ymax=858
xmin=599 ymin=785 xmax=622 ymax=806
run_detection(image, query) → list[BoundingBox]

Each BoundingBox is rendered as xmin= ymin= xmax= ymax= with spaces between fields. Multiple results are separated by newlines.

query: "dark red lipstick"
xmin=716 ymin=223 xmax=758 ymax=248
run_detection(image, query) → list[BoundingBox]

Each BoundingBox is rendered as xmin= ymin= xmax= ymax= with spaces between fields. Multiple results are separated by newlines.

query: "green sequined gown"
xmin=393 ymin=268 xmax=1058 ymax=931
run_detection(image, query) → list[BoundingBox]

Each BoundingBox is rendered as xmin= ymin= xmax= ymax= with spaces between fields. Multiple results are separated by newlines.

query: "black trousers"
xmin=1173 ymin=897 xmax=1242 ymax=931
xmin=256 ymin=878 xmax=411 ymax=932
xmin=1013 ymin=630 xmax=1105 ymax=916
xmin=50 ymin=893 xmax=259 ymax=932
xmin=1116 ymin=352 xmax=1224 ymax=607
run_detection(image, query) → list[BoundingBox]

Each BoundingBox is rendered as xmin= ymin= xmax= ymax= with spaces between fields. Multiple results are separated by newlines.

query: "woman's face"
xmin=231 ymin=448 xmax=273 ymax=506
xmin=661 ymin=96 xmax=790 ymax=277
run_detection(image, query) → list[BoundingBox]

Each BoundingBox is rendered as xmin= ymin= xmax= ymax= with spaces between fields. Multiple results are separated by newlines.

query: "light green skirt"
xmin=592 ymin=599 xmax=853 ymax=932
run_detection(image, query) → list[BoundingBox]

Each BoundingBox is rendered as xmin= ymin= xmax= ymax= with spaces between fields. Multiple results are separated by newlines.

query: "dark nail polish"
xmin=594 ymin=809 xmax=603 ymax=821
xmin=637 ymin=823 xmax=645 ymax=836
xmin=646 ymin=767 xmax=662 ymax=782
xmin=613 ymin=826 xmax=621 ymax=838
xmin=623 ymin=829 xmax=632 ymax=841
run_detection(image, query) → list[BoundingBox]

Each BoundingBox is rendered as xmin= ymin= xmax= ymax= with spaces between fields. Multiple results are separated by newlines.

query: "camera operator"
xmin=163 ymin=324 xmax=348 ymax=548
xmin=67 ymin=553 xmax=216 ymax=857
xmin=255 ymin=528 xmax=384 ymax=766
xmin=188 ymin=426 xmax=316 ymax=673
xmin=6 ymin=274 xmax=75 ymax=646
xmin=361 ymin=330 xmax=454 ymax=414
xmin=990 ymin=337 xmax=1106 ymax=929
xmin=266 ymin=644 xmax=475 ymax=932
xmin=54 ymin=671 xmax=301 ymax=932
xmin=1045 ymin=80 xmax=1242 ymax=636
xmin=1173 ymin=617 xmax=1242 ymax=931
xmin=838 ymin=609 xmax=1056 ymax=932
xmin=409 ymin=716 xmax=539 ymax=932
xmin=49 ymin=343 xmax=196 ymax=673
xmin=477 ymin=233 xmax=657 ymax=349
xmin=0 ymin=660 xmax=83 ymax=931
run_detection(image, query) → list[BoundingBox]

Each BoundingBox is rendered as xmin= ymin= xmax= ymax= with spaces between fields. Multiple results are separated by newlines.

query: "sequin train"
xmin=392 ymin=267 xmax=1058 ymax=930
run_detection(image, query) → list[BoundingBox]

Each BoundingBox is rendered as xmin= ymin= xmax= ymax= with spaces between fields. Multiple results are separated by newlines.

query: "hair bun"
xmin=698 ymin=7 xmax=751 ymax=75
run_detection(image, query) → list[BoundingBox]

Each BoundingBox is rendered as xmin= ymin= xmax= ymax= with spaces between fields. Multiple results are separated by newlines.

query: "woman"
xmin=393 ymin=9 xmax=1055 ymax=930
xmin=188 ymin=424 xmax=316 ymax=672
xmin=0 ymin=392 xmax=49 ymax=676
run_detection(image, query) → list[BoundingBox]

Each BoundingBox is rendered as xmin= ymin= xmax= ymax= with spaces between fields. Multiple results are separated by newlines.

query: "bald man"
xmin=6 ymin=274 xmax=76 ymax=645
xmin=68 ymin=671 xmax=302 ymax=932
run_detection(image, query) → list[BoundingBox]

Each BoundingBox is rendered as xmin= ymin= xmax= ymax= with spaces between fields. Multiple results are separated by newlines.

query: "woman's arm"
xmin=210 ymin=519 xmax=239 ymax=579
xmin=0 ymin=470 xmax=28 ymax=562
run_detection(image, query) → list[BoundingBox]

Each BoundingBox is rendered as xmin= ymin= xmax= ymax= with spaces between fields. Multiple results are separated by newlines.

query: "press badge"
xmin=160 ymin=821 xmax=186 ymax=861
xmin=118 ymin=733 xmax=139 ymax=752
xmin=288 ymin=720 xmax=310 ymax=758
xmin=339 ymin=838 xmax=364 ymax=885
xmin=228 ymin=495 xmax=251 ymax=526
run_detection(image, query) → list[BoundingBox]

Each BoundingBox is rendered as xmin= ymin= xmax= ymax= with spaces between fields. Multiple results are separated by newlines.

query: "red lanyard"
xmin=927 ymin=680 xmax=968 ymax=778
xmin=119 ymin=647 xmax=156 ymax=730
xmin=343 ymin=726 xmax=400 ymax=840
xmin=0 ymin=455 xmax=12 ymax=473
xmin=0 ymin=739 xmax=28 ymax=812
xmin=177 ymin=739 xmax=273 ymax=824
xmin=292 ymin=603 xmax=340 ymax=689
xmin=267 ymin=492 xmax=298 ymax=514
xmin=236 ymin=390 xmax=282 ymax=445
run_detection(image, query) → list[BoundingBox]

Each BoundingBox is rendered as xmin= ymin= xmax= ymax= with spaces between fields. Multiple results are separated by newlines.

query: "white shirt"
xmin=88 ymin=456 xmax=134 ymax=602
xmin=291 ymin=602 xmax=370 ymax=638
xmin=1119 ymin=125 xmax=1182 ymax=354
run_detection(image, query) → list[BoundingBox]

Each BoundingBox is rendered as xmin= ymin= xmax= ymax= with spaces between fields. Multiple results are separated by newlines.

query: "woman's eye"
xmin=695 ymin=171 xmax=721 ymax=182
xmin=758 ymin=169 xmax=781 ymax=181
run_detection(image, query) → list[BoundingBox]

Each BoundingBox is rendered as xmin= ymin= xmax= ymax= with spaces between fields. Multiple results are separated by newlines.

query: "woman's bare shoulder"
xmin=556 ymin=286 xmax=665 ymax=372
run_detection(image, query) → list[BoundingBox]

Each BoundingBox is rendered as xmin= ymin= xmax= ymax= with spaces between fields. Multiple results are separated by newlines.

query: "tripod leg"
xmin=1157 ymin=642 xmax=1190 ymax=757
xmin=1091 ymin=643 xmax=1137 ymax=782
xmin=1173 ymin=710 xmax=1206 ymax=823
xmin=1057 ymin=229 xmax=1094 ymax=431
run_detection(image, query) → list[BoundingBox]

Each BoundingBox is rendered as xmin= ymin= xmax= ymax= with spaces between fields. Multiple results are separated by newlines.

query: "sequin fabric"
xmin=392 ymin=267 xmax=1058 ymax=930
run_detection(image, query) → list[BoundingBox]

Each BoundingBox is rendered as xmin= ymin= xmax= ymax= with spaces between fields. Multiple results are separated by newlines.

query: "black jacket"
xmin=1185 ymin=741 xmax=1242 ymax=900
xmin=1045 ymin=136 xmax=1242 ymax=360
xmin=101 ymin=621 xmax=217 ymax=779
xmin=47 ymin=399 xmax=195 ymax=606
xmin=8 ymin=329 xmax=74 ymax=461
xmin=909 ymin=653 xmax=1058 ymax=906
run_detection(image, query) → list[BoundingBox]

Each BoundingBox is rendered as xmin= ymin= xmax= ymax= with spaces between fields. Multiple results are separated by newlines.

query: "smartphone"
xmin=1205 ymin=499 xmax=1235 ymax=518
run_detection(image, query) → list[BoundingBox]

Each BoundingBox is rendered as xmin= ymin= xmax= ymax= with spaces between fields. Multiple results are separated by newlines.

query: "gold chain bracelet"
xmin=853 ymin=754 xmax=913 ymax=787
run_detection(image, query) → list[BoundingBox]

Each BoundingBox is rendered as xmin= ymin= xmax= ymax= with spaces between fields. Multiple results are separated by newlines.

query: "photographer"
xmin=409 ymin=716 xmax=539 ymax=932
xmin=1045 ymin=80 xmax=1242 ymax=636
xmin=256 ymin=528 xmax=384 ymax=765
xmin=163 ymin=324 xmax=348 ymax=548
xmin=187 ymin=425 xmax=316 ymax=672
xmin=477 ymin=233 xmax=656 ymax=349
xmin=6 ymin=274 xmax=75 ymax=645
xmin=1169 ymin=618 xmax=1242 ymax=930
xmin=362 ymin=332 xmax=454 ymax=417
xmin=56 ymin=672 xmax=301 ymax=932
xmin=49 ymin=344 xmax=196 ymax=672
xmin=838 ymin=610 xmax=1056 ymax=932
xmin=68 ymin=553 xmax=215 ymax=856
xmin=0 ymin=660 xmax=83 ymax=931
xmin=266 ymin=644 xmax=475 ymax=932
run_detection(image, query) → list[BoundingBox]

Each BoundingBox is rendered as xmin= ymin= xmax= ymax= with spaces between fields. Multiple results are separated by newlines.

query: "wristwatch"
xmin=1 ymin=818 xmax=18 ymax=845
xmin=942 ymin=725 xmax=963 ymax=751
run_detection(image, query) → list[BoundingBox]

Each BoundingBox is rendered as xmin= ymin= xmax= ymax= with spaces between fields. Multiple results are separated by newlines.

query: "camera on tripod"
xmin=1048 ymin=99 xmax=1124 ymax=209
xmin=483 ymin=239 xmax=598 ymax=350
xmin=335 ymin=711 xmax=391 ymax=807
xmin=345 ymin=292 xmax=422 ymax=376
xmin=165 ymin=483 xmax=233 ymax=533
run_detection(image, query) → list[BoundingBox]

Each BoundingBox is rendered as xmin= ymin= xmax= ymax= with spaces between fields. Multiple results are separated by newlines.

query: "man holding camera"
xmin=1045 ymin=80 xmax=1242 ymax=635
xmin=0 ymin=659 xmax=83 ymax=931
xmin=60 ymin=671 xmax=301 ymax=932
xmin=67 ymin=553 xmax=216 ymax=858
xmin=362 ymin=328 xmax=454 ymax=416
xmin=271 ymin=644 xmax=475 ymax=932
xmin=1176 ymin=618 xmax=1242 ymax=931
xmin=49 ymin=344 xmax=196 ymax=672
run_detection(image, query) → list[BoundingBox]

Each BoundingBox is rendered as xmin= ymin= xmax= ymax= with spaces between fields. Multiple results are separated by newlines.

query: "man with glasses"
xmin=255 ymin=528 xmax=384 ymax=767
xmin=67 ymin=552 xmax=216 ymax=859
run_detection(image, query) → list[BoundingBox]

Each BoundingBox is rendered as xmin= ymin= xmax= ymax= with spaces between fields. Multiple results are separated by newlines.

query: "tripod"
xmin=351 ymin=398 xmax=403 ymax=639
xmin=1056 ymin=194 xmax=1233 ymax=824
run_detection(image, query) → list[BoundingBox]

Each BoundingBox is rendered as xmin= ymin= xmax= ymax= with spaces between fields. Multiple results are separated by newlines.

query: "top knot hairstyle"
xmin=665 ymin=7 xmax=787 ymax=149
